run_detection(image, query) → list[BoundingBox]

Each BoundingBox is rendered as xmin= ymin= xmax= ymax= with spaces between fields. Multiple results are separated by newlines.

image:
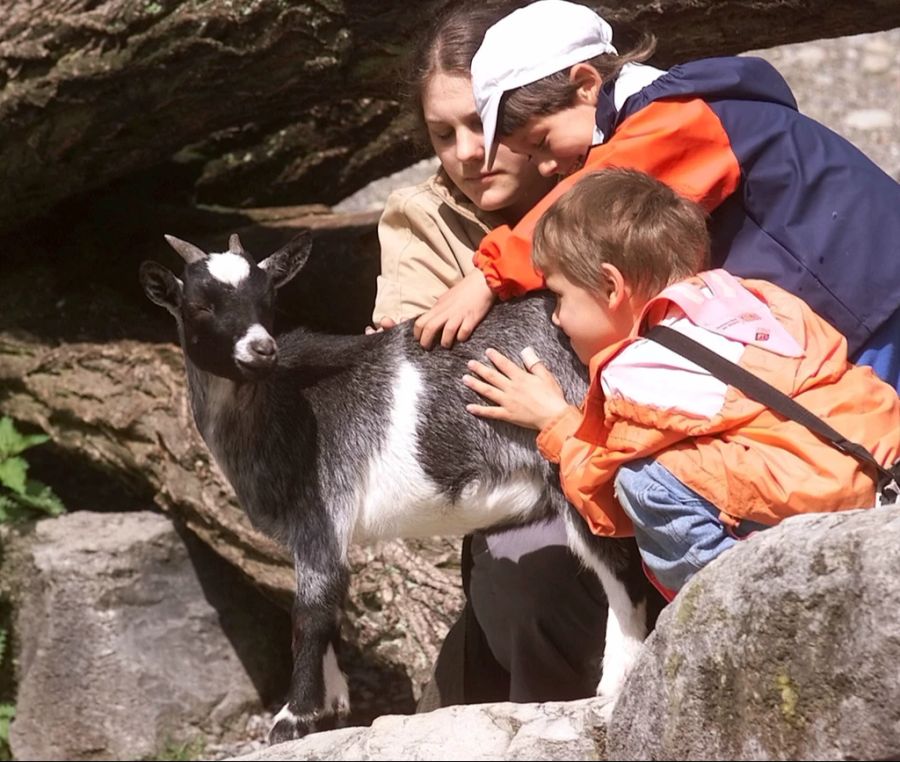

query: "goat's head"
xmin=140 ymin=231 xmax=312 ymax=381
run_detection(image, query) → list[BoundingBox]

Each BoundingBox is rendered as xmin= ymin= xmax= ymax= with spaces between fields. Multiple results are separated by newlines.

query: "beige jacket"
xmin=373 ymin=168 xmax=506 ymax=323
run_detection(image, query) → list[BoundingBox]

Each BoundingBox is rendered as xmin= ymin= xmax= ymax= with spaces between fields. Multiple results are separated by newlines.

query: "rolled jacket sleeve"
xmin=536 ymin=405 xmax=583 ymax=463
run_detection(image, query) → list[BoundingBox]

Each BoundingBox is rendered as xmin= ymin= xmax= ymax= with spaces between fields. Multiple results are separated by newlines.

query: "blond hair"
xmin=533 ymin=168 xmax=710 ymax=298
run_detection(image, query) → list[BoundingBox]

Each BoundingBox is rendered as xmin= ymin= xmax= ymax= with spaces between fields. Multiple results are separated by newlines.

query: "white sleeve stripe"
xmin=600 ymin=316 xmax=746 ymax=418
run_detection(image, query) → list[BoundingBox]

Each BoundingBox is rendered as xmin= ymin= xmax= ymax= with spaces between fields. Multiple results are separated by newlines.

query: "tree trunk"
xmin=2 ymin=0 xmax=898 ymax=236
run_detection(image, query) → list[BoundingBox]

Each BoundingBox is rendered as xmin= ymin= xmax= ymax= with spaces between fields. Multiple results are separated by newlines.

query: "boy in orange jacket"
xmin=463 ymin=167 xmax=900 ymax=596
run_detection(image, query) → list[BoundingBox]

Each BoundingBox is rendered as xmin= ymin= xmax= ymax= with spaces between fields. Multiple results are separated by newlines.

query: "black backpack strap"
xmin=644 ymin=324 xmax=899 ymax=505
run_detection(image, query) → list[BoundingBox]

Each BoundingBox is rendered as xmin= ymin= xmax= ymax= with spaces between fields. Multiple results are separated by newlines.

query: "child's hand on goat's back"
xmin=463 ymin=347 xmax=571 ymax=430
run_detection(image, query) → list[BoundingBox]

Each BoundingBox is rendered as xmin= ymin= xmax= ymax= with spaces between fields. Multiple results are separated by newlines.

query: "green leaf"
xmin=0 ymin=458 xmax=27 ymax=496
xmin=0 ymin=418 xmax=48 ymax=460
xmin=17 ymin=480 xmax=65 ymax=517
xmin=0 ymin=417 xmax=65 ymax=524
xmin=0 ymin=703 xmax=14 ymax=759
xmin=0 ymin=495 xmax=23 ymax=524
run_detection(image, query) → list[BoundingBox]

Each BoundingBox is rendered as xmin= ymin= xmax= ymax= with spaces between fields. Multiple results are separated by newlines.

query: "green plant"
xmin=0 ymin=627 xmax=12 ymax=761
xmin=0 ymin=417 xmax=65 ymax=523
xmin=0 ymin=700 xmax=13 ymax=762
xmin=154 ymin=736 xmax=205 ymax=761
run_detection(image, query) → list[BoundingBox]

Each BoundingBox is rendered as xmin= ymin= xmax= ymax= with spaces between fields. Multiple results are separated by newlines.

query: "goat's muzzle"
xmin=235 ymin=334 xmax=278 ymax=379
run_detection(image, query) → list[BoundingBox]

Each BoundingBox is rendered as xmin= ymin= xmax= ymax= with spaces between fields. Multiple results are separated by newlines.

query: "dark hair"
xmin=533 ymin=168 xmax=710 ymax=298
xmin=498 ymin=34 xmax=657 ymax=137
xmin=406 ymin=0 xmax=527 ymax=148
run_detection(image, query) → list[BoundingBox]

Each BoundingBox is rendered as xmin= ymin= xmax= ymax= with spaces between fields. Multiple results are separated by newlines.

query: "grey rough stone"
xmin=230 ymin=697 xmax=606 ymax=761
xmin=607 ymin=506 xmax=900 ymax=761
xmin=1 ymin=511 xmax=291 ymax=761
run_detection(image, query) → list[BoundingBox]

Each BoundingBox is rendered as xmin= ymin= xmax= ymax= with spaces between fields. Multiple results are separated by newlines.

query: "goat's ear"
xmin=258 ymin=231 xmax=312 ymax=290
xmin=164 ymin=234 xmax=208 ymax=264
xmin=140 ymin=261 xmax=183 ymax=315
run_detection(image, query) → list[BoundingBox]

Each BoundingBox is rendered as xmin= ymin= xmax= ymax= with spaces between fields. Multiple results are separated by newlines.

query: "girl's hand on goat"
xmin=365 ymin=317 xmax=397 ymax=335
xmin=414 ymin=269 xmax=495 ymax=349
xmin=463 ymin=347 xmax=571 ymax=430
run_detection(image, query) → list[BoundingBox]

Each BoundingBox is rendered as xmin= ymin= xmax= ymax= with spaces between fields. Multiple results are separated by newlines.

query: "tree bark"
xmin=1 ymin=0 xmax=898 ymax=236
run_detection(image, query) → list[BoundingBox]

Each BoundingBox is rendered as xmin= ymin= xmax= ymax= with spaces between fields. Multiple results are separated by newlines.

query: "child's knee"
xmin=613 ymin=457 xmax=656 ymax=520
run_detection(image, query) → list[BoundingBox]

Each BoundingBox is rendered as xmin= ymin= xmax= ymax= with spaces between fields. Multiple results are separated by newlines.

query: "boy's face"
xmin=502 ymin=100 xmax=597 ymax=178
xmin=545 ymin=268 xmax=633 ymax=364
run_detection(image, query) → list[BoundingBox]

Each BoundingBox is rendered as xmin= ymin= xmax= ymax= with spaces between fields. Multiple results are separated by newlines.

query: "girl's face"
xmin=422 ymin=72 xmax=553 ymax=223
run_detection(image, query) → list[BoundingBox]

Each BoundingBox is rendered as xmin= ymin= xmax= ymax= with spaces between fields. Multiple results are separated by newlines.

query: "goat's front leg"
xmin=268 ymin=553 xmax=351 ymax=744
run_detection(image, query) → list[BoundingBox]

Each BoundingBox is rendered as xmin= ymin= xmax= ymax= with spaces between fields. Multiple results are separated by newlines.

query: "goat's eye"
xmin=188 ymin=303 xmax=214 ymax=319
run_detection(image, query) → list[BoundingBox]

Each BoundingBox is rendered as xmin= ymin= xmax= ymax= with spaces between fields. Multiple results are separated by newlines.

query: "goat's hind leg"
xmin=562 ymin=506 xmax=655 ymax=722
xmin=269 ymin=555 xmax=351 ymax=744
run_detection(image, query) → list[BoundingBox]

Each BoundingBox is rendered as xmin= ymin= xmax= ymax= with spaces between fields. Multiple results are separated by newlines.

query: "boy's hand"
xmin=463 ymin=347 xmax=570 ymax=430
xmin=414 ymin=269 xmax=496 ymax=349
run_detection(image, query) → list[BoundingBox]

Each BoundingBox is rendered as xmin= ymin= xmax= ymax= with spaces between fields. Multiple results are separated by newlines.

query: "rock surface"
xmin=228 ymin=504 xmax=900 ymax=761
xmin=607 ymin=506 xmax=900 ymax=760
xmin=233 ymin=698 xmax=607 ymax=762
xmin=1 ymin=511 xmax=291 ymax=761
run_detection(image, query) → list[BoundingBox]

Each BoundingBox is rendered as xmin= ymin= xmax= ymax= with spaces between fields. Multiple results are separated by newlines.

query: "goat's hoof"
xmin=268 ymin=704 xmax=316 ymax=744
xmin=592 ymin=690 xmax=619 ymax=725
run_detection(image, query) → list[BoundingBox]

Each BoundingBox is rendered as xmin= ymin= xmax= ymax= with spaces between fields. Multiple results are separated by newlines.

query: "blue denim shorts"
xmin=613 ymin=458 xmax=767 ymax=591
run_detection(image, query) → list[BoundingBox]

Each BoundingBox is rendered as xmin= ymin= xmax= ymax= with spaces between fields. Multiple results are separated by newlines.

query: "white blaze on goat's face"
xmin=234 ymin=324 xmax=273 ymax=364
xmin=207 ymin=251 xmax=251 ymax=286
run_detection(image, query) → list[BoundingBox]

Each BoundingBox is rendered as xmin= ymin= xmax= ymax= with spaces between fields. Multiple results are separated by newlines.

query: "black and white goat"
xmin=139 ymin=231 xmax=657 ymax=743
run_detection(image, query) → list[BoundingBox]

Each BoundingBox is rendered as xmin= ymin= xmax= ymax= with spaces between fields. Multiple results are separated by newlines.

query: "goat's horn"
xmin=229 ymin=234 xmax=245 ymax=255
xmin=164 ymin=234 xmax=207 ymax=264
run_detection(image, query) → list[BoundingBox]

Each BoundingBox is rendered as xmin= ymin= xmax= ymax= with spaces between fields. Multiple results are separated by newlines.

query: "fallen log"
xmin=2 ymin=0 xmax=898 ymax=235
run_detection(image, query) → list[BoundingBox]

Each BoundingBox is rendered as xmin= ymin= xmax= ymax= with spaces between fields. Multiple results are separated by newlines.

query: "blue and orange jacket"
xmin=536 ymin=271 xmax=900 ymax=538
xmin=473 ymin=57 xmax=900 ymax=356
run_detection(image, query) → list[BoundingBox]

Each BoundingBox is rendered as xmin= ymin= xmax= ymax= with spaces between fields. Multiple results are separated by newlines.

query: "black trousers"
xmin=418 ymin=515 xmax=608 ymax=709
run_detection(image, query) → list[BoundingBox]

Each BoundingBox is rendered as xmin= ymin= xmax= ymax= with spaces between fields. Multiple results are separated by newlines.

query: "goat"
xmin=139 ymin=231 xmax=658 ymax=743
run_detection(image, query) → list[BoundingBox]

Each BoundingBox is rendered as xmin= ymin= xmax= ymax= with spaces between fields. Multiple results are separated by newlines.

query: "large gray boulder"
xmin=1 ymin=511 xmax=292 ymax=761
xmin=608 ymin=505 xmax=900 ymax=760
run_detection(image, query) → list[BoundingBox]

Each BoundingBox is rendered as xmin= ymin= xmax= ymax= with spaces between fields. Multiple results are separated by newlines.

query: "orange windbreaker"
xmin=473 ymin=99 xmax=741 ymax=300
xmin=536 ymin=276 xmax=900 ymax=537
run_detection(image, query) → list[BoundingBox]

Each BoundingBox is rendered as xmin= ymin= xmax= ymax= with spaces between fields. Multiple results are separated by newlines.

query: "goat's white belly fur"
xmin=352 ymin=360 xmax=543 ymax=543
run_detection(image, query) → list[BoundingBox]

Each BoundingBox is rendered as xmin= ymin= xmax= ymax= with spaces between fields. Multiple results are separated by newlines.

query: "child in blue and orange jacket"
xmin=462 ymin=167 xmax=900 ymax=596
xmin=413 ymin=0 xmax=900 ymax=395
